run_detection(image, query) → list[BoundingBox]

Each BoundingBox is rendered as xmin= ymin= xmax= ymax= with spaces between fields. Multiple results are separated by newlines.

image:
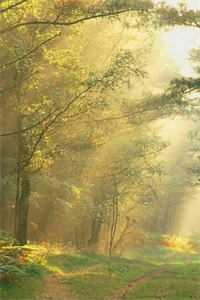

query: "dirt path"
xmin=34 ymin=267 xmax=169 ymax=300
xmin=105 ymin=267 xmax=169 ymax=300
xmin=35 ymin=275 xmax=75 ymax=300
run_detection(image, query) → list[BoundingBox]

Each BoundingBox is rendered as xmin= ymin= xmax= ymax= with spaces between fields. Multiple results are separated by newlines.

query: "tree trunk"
xmin=15 ymin=172 xmax=30 ymax=245
xmin=14 ymin=96 xmax=30 ymax=245
xmin=0 ymin=99 xmax=8 ymax=231
xmin=0 ymin=138 xmax=7 ymax=231
xmin=108 ymin=183 xmax=119 ymax=257
xmin=88 ymin=217 xmax=102 ymax=249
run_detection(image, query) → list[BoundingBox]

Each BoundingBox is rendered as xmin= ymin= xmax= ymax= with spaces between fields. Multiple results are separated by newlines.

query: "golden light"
xmin=161 ymin=235 xmax=197 ymax=254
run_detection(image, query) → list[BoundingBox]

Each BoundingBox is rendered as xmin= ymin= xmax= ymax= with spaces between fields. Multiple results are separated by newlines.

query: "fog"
xmin=0 ymin=0 xmax=200 ymax=255
xmin=2 ymin=2 xmax=200 ymax=299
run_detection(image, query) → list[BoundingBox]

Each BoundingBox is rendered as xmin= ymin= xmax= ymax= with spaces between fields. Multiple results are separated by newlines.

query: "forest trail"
xmin=36 ymin=275 xmax=76 ymax=300
xmin=34 ymin=267 xmax=168 ymax=300
xmin=2 ymin=247 xmax=200 ymax=300
xmin=106 ymin=267 xmax=169 ymax=300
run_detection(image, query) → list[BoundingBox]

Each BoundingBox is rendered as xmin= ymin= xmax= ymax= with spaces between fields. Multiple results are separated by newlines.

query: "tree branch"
xmin=21 ymin=85 xmax=93 ymax=168
xmin=0 ymin=8 xmax=145 ymax=34
xmin=0 ymin=0 xmax=29 ymax=14
xmin=0 ymin=32 xmax=61 ymax=70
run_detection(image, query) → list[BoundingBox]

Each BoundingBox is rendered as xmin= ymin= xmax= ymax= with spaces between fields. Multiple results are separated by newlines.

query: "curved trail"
xmin=34 ymin=266 xmax=170 ymax=300
xmin=105 ymin=267 xmax=170 ymax=300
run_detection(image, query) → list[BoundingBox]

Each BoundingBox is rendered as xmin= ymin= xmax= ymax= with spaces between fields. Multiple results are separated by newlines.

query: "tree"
xmin=0 ymin=0 xmax=156 ymax=245
xmin=0 ymin=0 xmax=199 ymax=248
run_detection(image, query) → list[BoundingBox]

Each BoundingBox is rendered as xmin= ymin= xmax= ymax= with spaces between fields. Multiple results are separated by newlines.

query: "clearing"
xmin=1 ymin=241 xmax=200 ymax=300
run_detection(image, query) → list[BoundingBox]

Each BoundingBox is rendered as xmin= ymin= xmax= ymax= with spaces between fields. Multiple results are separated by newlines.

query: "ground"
xmin=1 ymin=239 xmax=200 ymax=300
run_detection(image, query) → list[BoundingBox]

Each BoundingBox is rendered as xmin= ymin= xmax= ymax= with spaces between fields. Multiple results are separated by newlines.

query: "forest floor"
xmin=1 ymin=240 xmax=200 ymax=300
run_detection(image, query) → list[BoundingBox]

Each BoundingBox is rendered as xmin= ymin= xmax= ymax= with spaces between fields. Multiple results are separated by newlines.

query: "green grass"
xmin=0 ymin=277 xmax=43 ymax=300
xmin=0 ymin=244 xmax=48 ymax=300
xmin=53 ymin=254 xmax=156 ymax=300
xmin=125 ymin=262 xmax=200 ymax=300
xmin=1 ymin=243 xmax=200 ymax=300
xmin=54 ymin=249 xmax=200 ymax=300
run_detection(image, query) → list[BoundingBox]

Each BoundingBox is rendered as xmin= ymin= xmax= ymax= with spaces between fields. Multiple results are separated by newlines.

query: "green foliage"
xmin=155 ymin=3 xmax=200 ymax=28
xmin=0 ymin=244 xmax=47 ymax=284
xmin=1 ymin=0 xmax=200 ymax=265
xmin=105 ymin=0 xmax=154 ymax=10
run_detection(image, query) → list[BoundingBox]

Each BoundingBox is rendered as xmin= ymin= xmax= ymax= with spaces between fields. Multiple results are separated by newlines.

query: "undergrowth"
xmin=1 ymin=234 xmax=200 ymax=300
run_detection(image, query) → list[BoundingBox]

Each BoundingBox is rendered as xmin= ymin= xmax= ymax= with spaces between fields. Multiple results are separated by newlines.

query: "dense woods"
xmin=0 ymin=1 xmax=200 ymax=299
xmin=0 ymin=0 xmax=199 ymax=248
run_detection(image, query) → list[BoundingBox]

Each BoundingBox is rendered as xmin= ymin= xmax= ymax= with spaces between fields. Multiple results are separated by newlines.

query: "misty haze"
xmin=0 ymin=0 xmax=200 ymax=299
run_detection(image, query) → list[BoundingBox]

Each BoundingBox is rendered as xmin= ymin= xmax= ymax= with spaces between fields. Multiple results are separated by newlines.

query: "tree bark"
xmin=88 ymin=217 xmax=102 ymax=249
xmin=0 ymin=98 xmax=8 ymax=231
xmin=15 ymin=171 xmax=30 ymax=245
xmin=108 ymin=182 xmax=119 ymax=257
xmin=14 ymin=91 xmax=30 ymax=245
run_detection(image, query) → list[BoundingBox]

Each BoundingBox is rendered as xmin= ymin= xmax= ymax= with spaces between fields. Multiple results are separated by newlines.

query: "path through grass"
xmin=1 ymin=243 xmax=200 ymax=299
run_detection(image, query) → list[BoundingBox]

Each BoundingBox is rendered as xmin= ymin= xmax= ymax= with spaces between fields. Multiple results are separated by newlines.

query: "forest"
xmin=0 ymin=0 xmax=200 ymax=299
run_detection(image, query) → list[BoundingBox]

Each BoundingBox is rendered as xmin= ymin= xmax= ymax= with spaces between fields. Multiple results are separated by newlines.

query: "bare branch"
xmin=22 ymin=85 xmax=93 ymax=168
xmin=0 ymin=32 xmax=61 ymax=70
xmin=0 ymin=0 xmax=29 ymax=14
xmin=0 ymin=8 xmax=144 ymax=34
xmin=0 ymin=109 xmax=57 ymax=137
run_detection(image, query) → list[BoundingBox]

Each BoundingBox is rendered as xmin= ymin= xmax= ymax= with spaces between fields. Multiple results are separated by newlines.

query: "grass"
xmin=1 ymin=239 xmax=200 ymax=299
xmin=53 ymin=254 xmax=156 ymax=300
xmin=0 ymin=278 xmax=43 ymax=300
xmin=0 ymin=244 xmax=48 ymax=300
xmin=125 ymin=262 xmax=200 ymax=300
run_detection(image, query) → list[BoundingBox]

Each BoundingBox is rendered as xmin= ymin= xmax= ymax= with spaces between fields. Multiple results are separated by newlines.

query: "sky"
xmin=162 ymin=27 xmax=200 ymax=77
xmin=155 ymin=0 xmax=200 ymax=77
xmin=154 ymin=0 xmax=200 ymax=10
